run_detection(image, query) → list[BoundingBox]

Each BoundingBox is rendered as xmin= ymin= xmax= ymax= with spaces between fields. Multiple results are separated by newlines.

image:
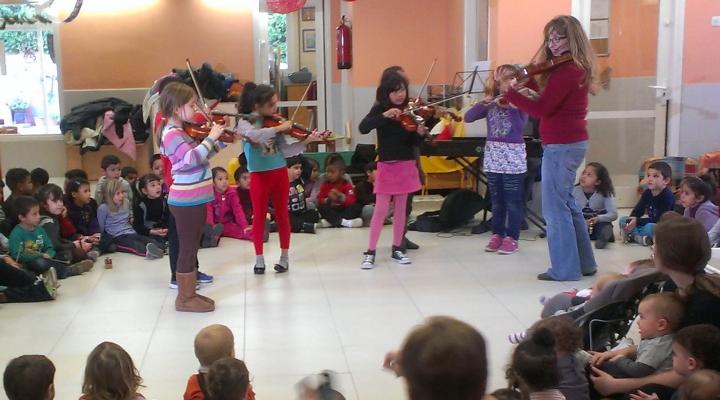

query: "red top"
xmin=505 ymin=61 xmax=589 ymax=145
xmin=318 ymin=181 xmax=357 ymax=208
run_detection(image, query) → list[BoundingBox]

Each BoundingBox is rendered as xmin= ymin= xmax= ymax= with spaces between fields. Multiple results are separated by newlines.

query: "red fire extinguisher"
xmin=337 ymin=15 xmax=352 ymax=70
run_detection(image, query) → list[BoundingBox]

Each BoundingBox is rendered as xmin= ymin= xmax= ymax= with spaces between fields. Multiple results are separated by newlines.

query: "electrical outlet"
xmin=712 ymin=16 xmax=720 ymax=27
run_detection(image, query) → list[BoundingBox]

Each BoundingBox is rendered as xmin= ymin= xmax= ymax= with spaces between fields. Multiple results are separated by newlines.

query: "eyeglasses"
xmin=547 ymin=35 xmax=568 ymax=44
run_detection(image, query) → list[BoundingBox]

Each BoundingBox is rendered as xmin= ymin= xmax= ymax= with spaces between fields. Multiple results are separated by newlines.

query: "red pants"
xmin=250 ymin=167 xmax=290 ymax=255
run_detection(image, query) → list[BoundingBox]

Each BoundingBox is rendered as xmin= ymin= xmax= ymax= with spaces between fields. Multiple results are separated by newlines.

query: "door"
xmin=573 ymin=0 xmax=678 ymax=207
xmin=254 ymin=0 xmax=328 ymax=134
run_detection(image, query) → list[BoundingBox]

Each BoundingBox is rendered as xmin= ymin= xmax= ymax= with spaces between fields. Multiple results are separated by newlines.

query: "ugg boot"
xmin=175 ymin=272 xmax=214 ymax=312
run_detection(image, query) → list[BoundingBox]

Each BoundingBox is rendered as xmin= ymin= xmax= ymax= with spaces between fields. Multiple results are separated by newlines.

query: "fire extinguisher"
xmin=337 ymin=15 xmax=352 ymax=70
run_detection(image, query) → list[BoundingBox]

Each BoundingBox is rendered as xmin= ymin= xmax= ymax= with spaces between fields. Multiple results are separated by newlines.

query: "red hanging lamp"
xmin=266 ymin=0 xmax=307 ymax=14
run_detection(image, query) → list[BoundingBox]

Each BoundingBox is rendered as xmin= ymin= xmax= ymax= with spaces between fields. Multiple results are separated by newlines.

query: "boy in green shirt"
xmin=9 ymin=196 xmax=88 ymax=279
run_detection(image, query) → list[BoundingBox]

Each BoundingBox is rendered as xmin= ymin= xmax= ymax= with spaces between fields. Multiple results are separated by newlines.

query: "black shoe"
xmin=595 ymin=225 xmax=613 ymax=249
xmin=274 ymin=263 xmax=289 ymax=273
xmin=254 ymin=264 xmax=266 ymax=275
xmin=302 ymin=222 xmax=316 ymax=234
xmin=403 ymin=237 xmax=419 ymax=250
xmin=537 ymin=272 xmax=555 ymax=281
xmin=582 ymin=269 xmax=598 ymax=277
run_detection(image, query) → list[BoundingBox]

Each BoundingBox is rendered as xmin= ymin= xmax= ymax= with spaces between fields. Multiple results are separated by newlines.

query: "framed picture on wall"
xmin=301 ymin=7 xmax=315 ymax=21
xmin=302 ymin=29 xmax=316 ymax=52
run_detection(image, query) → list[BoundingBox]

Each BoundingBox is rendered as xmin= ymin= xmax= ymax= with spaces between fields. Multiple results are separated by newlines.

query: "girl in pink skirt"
xmin=358 ymin=69 xmax=428 ymax=269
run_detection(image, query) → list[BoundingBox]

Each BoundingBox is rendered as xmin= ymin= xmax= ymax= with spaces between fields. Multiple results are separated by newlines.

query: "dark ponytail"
xmin=238 ymin=82 xmax=276 ymax=114
xmin=511 ymin=328 xmax=558 ymax=392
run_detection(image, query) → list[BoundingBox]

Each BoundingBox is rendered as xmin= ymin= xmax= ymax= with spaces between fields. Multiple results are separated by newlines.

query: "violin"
xmin=488 ymin=53 xmax=573 ymax=106
xmin=182 ymin=113 xmax=237 ymax=144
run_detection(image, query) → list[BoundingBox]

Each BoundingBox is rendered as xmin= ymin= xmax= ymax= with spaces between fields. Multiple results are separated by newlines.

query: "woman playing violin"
xmin=504 ymin=15 xmax=598 ymax=282
xmin=235 ymin=82 xmax=323 ymax=275
xmin=358 ymin=68 xmax=427 ymax=269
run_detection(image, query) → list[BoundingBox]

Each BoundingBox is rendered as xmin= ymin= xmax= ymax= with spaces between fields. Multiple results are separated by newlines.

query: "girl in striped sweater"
xmin=159 ymin=82 xmax=234 ymax=313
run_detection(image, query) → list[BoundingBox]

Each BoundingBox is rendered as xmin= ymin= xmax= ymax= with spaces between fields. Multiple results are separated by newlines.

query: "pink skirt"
xmin=374 ymin=160 xmax=421 ymax=195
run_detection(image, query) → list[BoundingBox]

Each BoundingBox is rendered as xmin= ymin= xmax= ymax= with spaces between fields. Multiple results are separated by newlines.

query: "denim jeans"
xmin=541 ymin=141 xmax=597 ymax=280
xmin=619 ymin=216 xmax=656 ymax=242
xmin=487 ymin=172 xmax=525 ymax=240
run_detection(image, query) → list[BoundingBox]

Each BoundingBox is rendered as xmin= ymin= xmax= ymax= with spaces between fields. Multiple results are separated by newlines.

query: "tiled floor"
xmin=0 ymin=217 xmax=651 ymax=400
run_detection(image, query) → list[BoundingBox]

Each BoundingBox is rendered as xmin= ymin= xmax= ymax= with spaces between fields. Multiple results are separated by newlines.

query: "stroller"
xmin=541 ymin=268 xmax=670 ymax=352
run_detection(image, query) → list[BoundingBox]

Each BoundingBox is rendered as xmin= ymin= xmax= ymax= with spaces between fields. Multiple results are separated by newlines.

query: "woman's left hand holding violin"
xmin=303 ymin=130 xmax=325 ymax=144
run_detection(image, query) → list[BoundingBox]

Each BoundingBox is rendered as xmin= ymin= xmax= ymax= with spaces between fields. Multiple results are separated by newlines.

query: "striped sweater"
xmin=161 ymin=125 xmax=225 ymax=207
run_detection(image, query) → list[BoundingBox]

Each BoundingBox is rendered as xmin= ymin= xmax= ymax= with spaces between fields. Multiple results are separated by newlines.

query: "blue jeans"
xmin=487 ymin=172 xmax=525 ymax=240
xmin=619 ymin=216 xmax=656 ymax=244
xmin=541 ymin=141 xmax=597 ymax=280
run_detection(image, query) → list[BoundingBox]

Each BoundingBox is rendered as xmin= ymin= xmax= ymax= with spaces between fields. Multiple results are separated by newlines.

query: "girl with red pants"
xmin=235 ymin=83 xmax=322 ymax=274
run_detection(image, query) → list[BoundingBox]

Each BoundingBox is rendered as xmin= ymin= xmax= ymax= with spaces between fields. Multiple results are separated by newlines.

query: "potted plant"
xmin=9 ymin=98 xmax=29 ymax=124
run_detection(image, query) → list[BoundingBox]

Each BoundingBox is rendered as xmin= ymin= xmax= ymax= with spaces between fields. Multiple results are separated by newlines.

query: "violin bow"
xmin=415 ymin=58 xmax=437 ymax=105
xmin=185 ymin=58 xmax=215 ymax=124
xmin=289 ymin=81 xmax=313 ymax=124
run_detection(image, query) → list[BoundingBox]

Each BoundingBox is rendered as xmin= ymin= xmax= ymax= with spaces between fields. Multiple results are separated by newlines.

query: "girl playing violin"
xmin=235 ymin=82 xmax=323 ymax=275
xmin=505 ymin=15 xmax=598 ymax=281
xmin=358 ymin=69 xmax=428 ymax=269
xmin=465 ymin=65 xmax=529 ymax=255
xmin=159 ymin=81 xmax=233 ymax=313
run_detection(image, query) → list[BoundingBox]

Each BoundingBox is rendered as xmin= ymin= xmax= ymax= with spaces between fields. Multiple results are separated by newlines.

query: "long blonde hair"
xmin=103 ymin=179 xmax=127 ymax=213
xmin=484 ymin=64 xmax=520 ymax=97
xmin=533 ymin=15 xmax=597 ymax=93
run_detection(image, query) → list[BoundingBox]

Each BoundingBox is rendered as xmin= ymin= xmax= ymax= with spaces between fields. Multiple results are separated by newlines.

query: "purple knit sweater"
xmin=464 ymin=102 xmax=528 ymax=143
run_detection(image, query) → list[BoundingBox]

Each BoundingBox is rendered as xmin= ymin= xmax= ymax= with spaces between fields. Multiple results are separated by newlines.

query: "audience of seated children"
xmin=3 ymin=354 xmax=56 ymax=400
xmin=384 ymin=316 xmax=488 ymax=400
xmin=80 ymin=342 xmax=145 ymax=400
xmin=0 ymin=248 xmax=57 ymax=303
xmin=355 ymin=161 xmax=382 ymax=227
xmin=679 ymin=176 xmax=719 ymax=231
xmin=30 ymin=167 xmax=50 ymax=192
xmin=676 ymin=369 xmax=720 ymax=400
xmin=287 ymin=156 xmax=320 ymax=234
xmin=206 ymin=358 xmax=254 ymax=400
xmin=620 ymin=161 xmax=675 ymax=246
xmin=573 ymin=162 xmax=618 ymax=249
xmin=9 ymin=196 xmax=87 ymax=279
xmin=97 ymin=179 xmax=165 ymax=259
xmin=94 ymin=155 xmax=134 ymax=212
xmin=207 ymin=167 xmax=251 ymax=241
xmin=304 ymin=157 xmax=321 ymax=210
xmin=3 ymin=168 xmax=34 ymax=230
xmin=590 ymin=292 xmax=684 ymax=378
xmin=122 ymin=166 xmax=140 ymax=204
xmin=133 ymin=173 xmax=170 ymax=245
xmin=530 ymin=316 xmax=589 ymax=400
xmin=509 ymin=328 xmax=566 ymax=399
xmin=36 ymin=184 xmax=97 ymax=266
xmin=317 ymin=159 xmax=363 ymax=228
xmin=185 ymin=324 xmax=255 ymax=400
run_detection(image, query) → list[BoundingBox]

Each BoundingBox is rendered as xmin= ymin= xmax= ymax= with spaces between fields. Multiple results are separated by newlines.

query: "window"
xmin=0 ymin=5 xmax=60 ymax=135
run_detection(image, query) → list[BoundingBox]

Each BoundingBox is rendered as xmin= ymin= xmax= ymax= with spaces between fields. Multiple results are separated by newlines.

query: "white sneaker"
xmin=391 ymin=249 xmax=411 ymax=265
xmin=361 ymin=252 xmax=376 ymax=269
xmin=341 ymin=218 xmax=364 ymax=228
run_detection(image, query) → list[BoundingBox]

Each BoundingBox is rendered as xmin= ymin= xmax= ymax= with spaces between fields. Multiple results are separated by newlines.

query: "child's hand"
xmin=587 ymin=217 xmax=598 ymax=226
xmin=61 ymin=206 xmax=68 ymax=218
xmin=625 ymin=217 xmax=637 ymax=232
xmin=150 ymin=228 xmax=167 ymax=237
xmin=81 ymin=241 xmax=92 ymax=252
xmin=589 ymin=367 xmax=620 ymax=396
xmin=630 ymin=391 xmax=660 ymax=400
xmin=208 ymin=122 xmax=226 ymax=141
xmin=245 ymin=226 xmax=253 ymax=234
xmin=304 ymin=130 xmax=324 ymax=144
xmin=42 ymin=253 xmax=51 ymax=259
xmin=3 ymin=256 xmax=21 ymax=269
xmin=274 ymin=120 xmax=293 ymax=133
xmin=382 ymin=108 xmax=402 ymax=119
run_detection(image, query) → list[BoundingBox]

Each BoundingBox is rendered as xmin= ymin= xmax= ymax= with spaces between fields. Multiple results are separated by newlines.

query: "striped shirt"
xmin=161 ymin=125 xmax=224 ymax=207
xmin=530 ymin=389 xmax=567 ymax=400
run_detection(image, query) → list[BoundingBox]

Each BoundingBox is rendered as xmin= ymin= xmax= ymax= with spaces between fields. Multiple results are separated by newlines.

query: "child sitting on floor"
xmin=185 ymin=324 xmax=255 ymax=400
xmin=355 ymin=162 xmax=382 ymax=227
xmin=65 ymin=179 xmax=105 ymax=253
xmin=30 ymin=167 xmax=49 ymax=192
xmin=509 ymin=328 xmax=565 ymax=399
xmin=122 ymin=166 xmax=140 ymax=205
xmin=133 ymin=174 xmax=170 ymax=245
xmin=9 ymin=196 xmax=89 ymax=280
xmin=679 ymin=176 xmax=719 ymax=232
xmin=97 ymin=179 xmax=165 ymax=259
xmin=81 ymin=342 xmax=145 ymax=400
xmin=317 ymin=160 xmax=363 ymax=228
xmin=3 ymin=168 xmax=34 ymax=230
xmin=677 ymin=370 xmax=720 ymax=400
xmin=620 ymin=161 xmax=675 ymax=246
xmin=589 ymin=292 xmax=684 ymax=378
xmin=207 ymin=358 xmax=255 ymax=400
xmin=573 ymin=162 xmax=618 ymax=249
xmin=94 ymin=155 xmax=133 ymax=214
xmin=304 ymin=158 xmax=321 ymax=210
xmin=3 ymin=355 xmax=56 ymax=400
xmin=207 ymin=167 xmax=251 ymax=241
xmin=287 ymin=156 xmax=320 ymax=234
xmin=234 ymin=166 xmax=253 ymax=225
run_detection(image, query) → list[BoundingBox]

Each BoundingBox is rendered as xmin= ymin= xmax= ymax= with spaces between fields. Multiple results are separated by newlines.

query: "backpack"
xmin=409 ymin=189 xmax=487 ymax=232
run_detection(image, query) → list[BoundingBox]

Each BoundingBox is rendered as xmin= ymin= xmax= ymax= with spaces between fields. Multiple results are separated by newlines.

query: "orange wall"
xmin=595 ymin=0 xmax=658 ymax=78
xmin=488 ymin=0 xmax=571 ymax=67
xmin=59 ymin=0 xmax=255 ymax=90
xmin=683 ymin=0 xmax=720 ymax=84
xmin=349 ymin=0 xmax=465 ymax=87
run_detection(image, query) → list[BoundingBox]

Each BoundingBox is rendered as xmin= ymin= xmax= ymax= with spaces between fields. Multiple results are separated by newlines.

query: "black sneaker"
xmin=274 ymin=262 xmax=289 ymax=273
xmin=361 ymin=251 xmax=376 ymax=269
xmin=254 ymin=263 xmax=266 ymax=275
xmin=391 ymin=246 xmax=411 ymax=265
xmin=302 ymin=222 xmax=316 ymax=234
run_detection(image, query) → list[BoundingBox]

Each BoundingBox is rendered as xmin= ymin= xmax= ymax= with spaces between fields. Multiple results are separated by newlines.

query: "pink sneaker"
xmin=485 ymin=234 xmax=503 ymax=252
xmin=498 ymin=237 xmax=519 ymax=255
